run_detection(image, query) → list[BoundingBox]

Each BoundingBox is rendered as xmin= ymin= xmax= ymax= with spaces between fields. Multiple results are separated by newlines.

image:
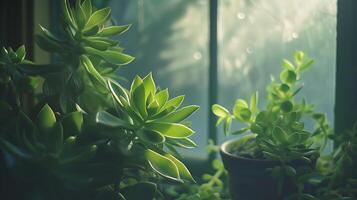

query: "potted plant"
xmin=0 ymin=0 xmax=199 ymax=199
xmin=212 ymin=51 xmax=324 ymax=200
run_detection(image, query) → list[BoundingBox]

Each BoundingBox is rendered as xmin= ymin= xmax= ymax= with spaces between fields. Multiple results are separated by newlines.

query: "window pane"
xmin=110 ymin=0 xmax=209 ymax=158
xmin=218 ymin=0 xmax=337 ymax=141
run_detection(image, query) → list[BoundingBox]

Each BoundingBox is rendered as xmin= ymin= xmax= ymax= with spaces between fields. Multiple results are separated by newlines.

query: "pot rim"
xmin=220 ymin=137 xmax=281 ymax=164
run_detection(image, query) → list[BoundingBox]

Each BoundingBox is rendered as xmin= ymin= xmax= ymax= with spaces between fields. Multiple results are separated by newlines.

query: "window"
xmin=48 ymin=0 xmax=338 ymax=161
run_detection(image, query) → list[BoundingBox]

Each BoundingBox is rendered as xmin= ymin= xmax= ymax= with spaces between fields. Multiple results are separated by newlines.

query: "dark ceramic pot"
xmin=220 ymin=138 xmax=297 ymax=200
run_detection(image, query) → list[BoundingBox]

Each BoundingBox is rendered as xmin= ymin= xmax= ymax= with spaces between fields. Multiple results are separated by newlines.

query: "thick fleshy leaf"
xmin=81 ymin=0 xmax=92 ymax=19
xmin=272 ymin=126 xmax=288 ymax=144
xmin=62 ymin=111 xmax=83 ymax=135
xmin=96 ymin=25 xmax=131 ymax=37
xmin=250 ymin=92 xmax=258 ymax=114
xmin=108 ymin=79 xmax=129 ymax=106
xmin=161 ymin=95 xmax=184 ymax=111
xmin=165 ymin=154 xmax=195 ymax=182
xmin=158 ymin=105 xmax=199 ymax=123
xmin=84 ymin=47 xmax=134 ymax=65
xmin=84 ymin=7 xmax=111 ymax=31
xmin=280 ymin=100 xmax=293 ymax=112
xmin=280 ymin=69 xmax=296 ymax=84
xmin=96 ymin=111 xmax=134 ymax=129
xmin=75 ymin=0 xmax=86 ymax=29
xmin=80 ymin=55 xmax=107 ymax=92
xmin=15 ymin=45 xmax=26 ymax=61
xmin=62 ymin=0 xmax=76 ymax=28
xmin=143 ymin=73 xmax=156 ymax=98
xmin=132 ymin=83 xmax=148 ymax=118
xmin=155 ymin=89 xmax=169 ymax=108
xmin=137 ymin=129 xmax=165 ymax=144
xmin=212 ymin=104 xmax=229 ymax=118
xmin=233 ymin=99 xmax=248 ymax=119
xmin=145 ymin=149 xmax=180 ymax=181
xmin=37 ymin=104 xmax=57 ymax=134
xmin=145 ymin=122 xmax=194 ymax=138
xmin=83 ymin=37 xmax=111 ymax=50
xmin=166 ymin=138 xmax=197 ymax=149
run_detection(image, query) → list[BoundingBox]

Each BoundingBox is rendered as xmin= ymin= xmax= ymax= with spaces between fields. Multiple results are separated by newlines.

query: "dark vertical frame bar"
xmin=335 ymin=0 xmax=357 ymax=134
xmin=0 ymin=0 xmax=34 ymax=59
xmin=208 ymin=0 xmax=218 ymax=151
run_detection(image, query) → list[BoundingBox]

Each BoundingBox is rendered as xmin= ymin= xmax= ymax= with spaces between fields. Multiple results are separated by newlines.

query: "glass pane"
xmin=218 ymin=0 xmax=337 ymax=142
xmin=109 ymin=0 xmax=209 ymax=158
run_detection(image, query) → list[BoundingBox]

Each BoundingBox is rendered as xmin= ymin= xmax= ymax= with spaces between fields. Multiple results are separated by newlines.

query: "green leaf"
xmin=75 ymin=0 xmax=86 ymax=29
xmin=132 ymin=83 xmax=148 ymax=118
xmin=272 ymin=126 xmax=288 ymax=144
xmin=137 ymin=129 xmax=165 ymax=144
xmin=84 ymin=7 xmax=111 ymax=31
xmin=155 ymin=89 xmax=169 ymax=109
xmin=96 ymin=25 xmax=131 ymax=37
xmin=282 ymin=59 xmax=295 ymax=70
xmin=62 ymin=111 xmax=83 ymax=135
xmin=83 ymin=37 xmax=111 ymax=50
xmin=158 ymin=105 xmax=199 ymax=123
xmin=80 ymin=55 xmax=107 ymax=92
xmin=166 ymin=137 xmax=197 ymax=149
xmin=143 ymin=73 xmax=156 ymax=98
xmin=280 ymin=70 xmax=296 ymax=84
xmin=37 ymin=104 xmax=57 ymax=135
xmin=96 ymin=111 xmax=134 ymax=129
xmin=108 ymin=79 xmax=129 ymax=106
xmin=84 ymin=47 xmax=134 ymax=65
xmin=298 ymin=59 xmax=313 ymax=73
xmin=145 ymin=149 xmax=180 ymax=181
xmin=145 ymin=122 xmax=194 ymax=138
xmin=81 ymin=0 xmax=92 ymax=19
xmin=161 ymin=95 xmax=184 ymax=111
xmin=232 ymin=127 xmax=250 ymax=135
xmin=35 ymin=34 xmax=63 ymax=53
xmin=16 ymin=45 xmax=26 ymax=61
xmin=223 ymin=117 xmax=232 ymax=135
xmin=62 ymin=0 xmax=76 ymax=28
xmin=165 ymin=154 xmax=195 ymax=182
xmin=294 ymin=51 xmax=304 ymax=65
xmin=233 ymin=99 xmax=249 ymax=119
xmin=212 ymin=104 xmax=229 ymax=118
xmin=250 ymin=123 xmax=263 ymax=134
xmin=48 ymin=122 xmax=63 ymax=153
xmin=250 ymin=92 xmax=258 ymax=114
xmin=280 ymin=100 xmax=293 ymax=112
xmin=121 ymin=182 xmax=157 ymax=200
xmin=239 ymin=108 xmax=252 ymax=122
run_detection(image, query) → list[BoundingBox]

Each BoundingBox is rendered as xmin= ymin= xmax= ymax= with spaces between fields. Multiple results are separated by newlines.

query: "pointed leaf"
xmin=158 ymin=105 xmax=199 ymax=123
xmin=84 ymin=47 xmax=134 ymax=65
xmin=166 ymin=138 xmax=197 ymax=149
xmin=143 ymin=73 xmax=156 ymax=98
xmin=165 ymin=154 xmax=195 ymax=182
xmin=84 ymin=7 xmax=111 ymax=31
xmin=62 ymin=111 xmax=83 ymax=135
xmin=96 ymin=25 xmax=131 ymax=37
xmin=37 ymin=104 xmax=56 ymax=135
xmin=145 ymin=122 xmax=194 ymax=138
xmin=212 ymin=104 xmax=229 ymax=118
xmin=96 ymin=111 xmax=134 ymax=129
xmin=137 ymin=129 xmax=165 ymax=144
xmin=145 ymin=149 xmax=180 ymax=181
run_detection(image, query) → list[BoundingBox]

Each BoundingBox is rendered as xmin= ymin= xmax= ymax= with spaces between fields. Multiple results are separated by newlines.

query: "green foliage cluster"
xmin=212 ymin=51 xmax=356 ymax=199
xmin=0 ymin=1 xmax=198 ymax=199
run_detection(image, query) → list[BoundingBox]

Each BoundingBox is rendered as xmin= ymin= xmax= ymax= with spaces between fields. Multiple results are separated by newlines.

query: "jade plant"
xmin=0 ymin=1 xmax=198 ymax=199
xmin=212 ymin=51 xmax=323 ymax=198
